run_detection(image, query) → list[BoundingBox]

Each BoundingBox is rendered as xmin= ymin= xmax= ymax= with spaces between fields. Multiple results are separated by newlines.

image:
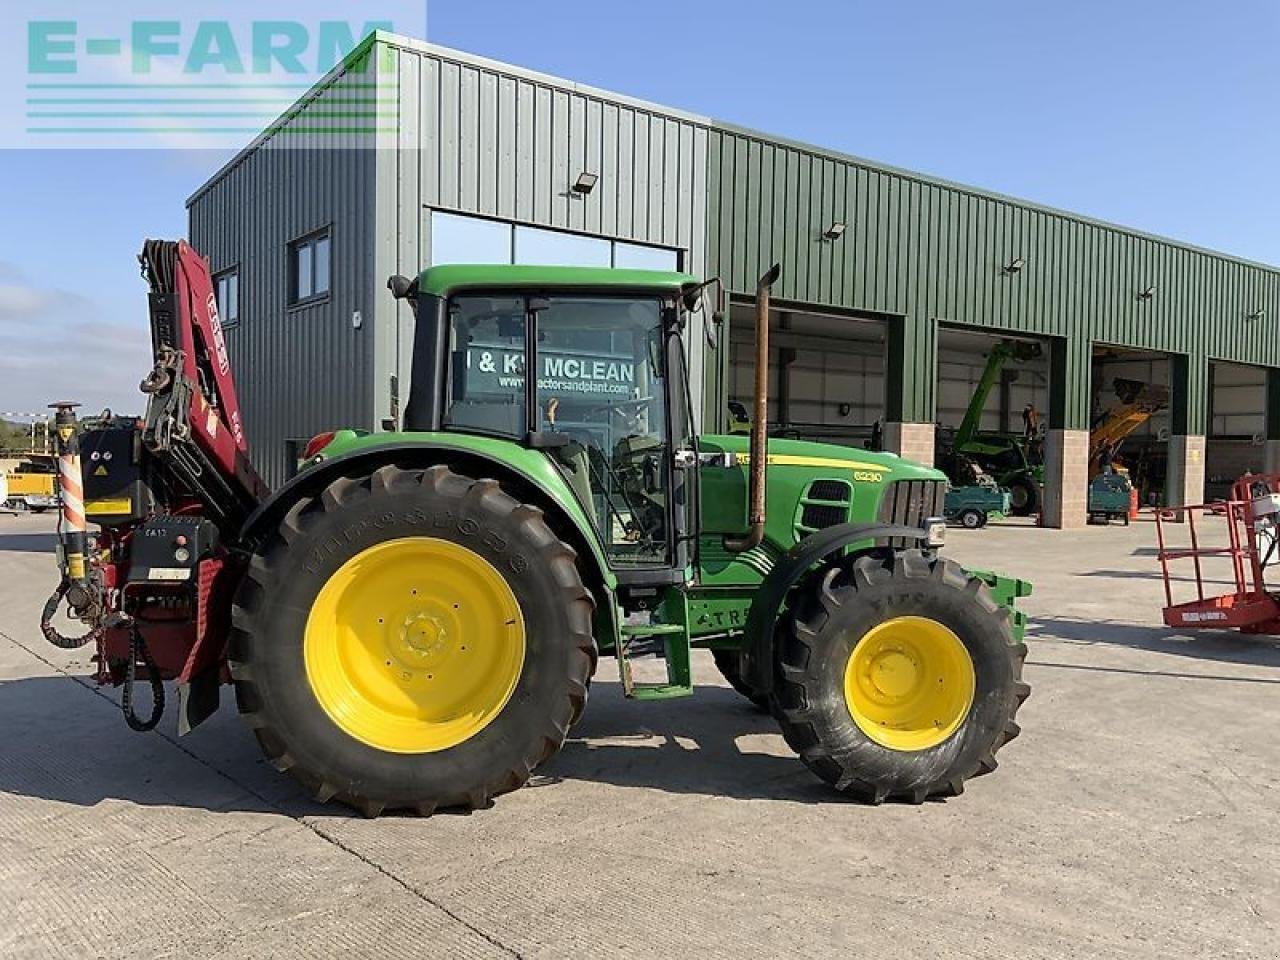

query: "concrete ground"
xmin=1 ymin=511 xmax=1278 ymax=960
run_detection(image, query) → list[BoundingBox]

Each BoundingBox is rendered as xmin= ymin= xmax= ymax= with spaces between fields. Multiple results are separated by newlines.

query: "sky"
xmin=1 ymin=0 xmax=1278 ymax=416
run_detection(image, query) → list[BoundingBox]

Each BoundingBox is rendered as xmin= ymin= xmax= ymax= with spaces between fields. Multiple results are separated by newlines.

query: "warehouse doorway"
xmin=726 ymin=304 xmax=886 ymax=450
xmin=1206 ymin=361 xmax=1267 ymax=501
xmin=934 ymin=327 xmax=1051 ymax=516
xmin=1090 ymin=345 xmax=1173 ymax=505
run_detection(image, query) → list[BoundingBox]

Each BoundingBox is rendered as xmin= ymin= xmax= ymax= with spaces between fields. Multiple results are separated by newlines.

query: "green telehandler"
xmin=42 ymin=242 xmax=1030 ymax=815
xmin=938 ymin=339 xmax=1045 ymax=515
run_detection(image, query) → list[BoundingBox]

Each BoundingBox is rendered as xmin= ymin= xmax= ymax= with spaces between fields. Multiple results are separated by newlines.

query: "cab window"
xmin=442 ymin=295 xmax=526 ymax=438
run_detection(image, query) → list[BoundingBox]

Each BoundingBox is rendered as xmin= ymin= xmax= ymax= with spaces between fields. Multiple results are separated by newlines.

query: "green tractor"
xmin=47 ymin=245 xmax=1030 ymax=815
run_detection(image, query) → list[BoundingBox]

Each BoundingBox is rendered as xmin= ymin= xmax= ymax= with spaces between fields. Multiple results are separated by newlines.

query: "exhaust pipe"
xmin=724 ymin=263 xmax=781 ymax=553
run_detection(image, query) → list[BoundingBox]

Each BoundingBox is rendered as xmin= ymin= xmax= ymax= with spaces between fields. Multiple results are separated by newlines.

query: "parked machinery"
xmin=937 ymin=340 xmax=1044 ymax=516
xmin=1156 ymin=474 xmax=1280 ymax=633
xmin=41 ymin=241 xmax=1032 ymax=814
xmin=1087 ymin=379 xmax=1168 ymax=524
xmin=3 ymin=454 xmax=58 ymax=513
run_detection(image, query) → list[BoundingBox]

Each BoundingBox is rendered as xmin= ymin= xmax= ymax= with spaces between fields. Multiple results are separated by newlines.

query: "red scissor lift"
xmin=1156 ymin=474 xmax=1280 ymax=634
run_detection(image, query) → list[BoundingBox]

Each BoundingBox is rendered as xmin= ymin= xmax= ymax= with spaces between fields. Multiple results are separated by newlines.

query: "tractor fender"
xmin=742 ymin=522 xmax=931 ymax=693
xmin=236 ymin=441 xmax=615 ymax=595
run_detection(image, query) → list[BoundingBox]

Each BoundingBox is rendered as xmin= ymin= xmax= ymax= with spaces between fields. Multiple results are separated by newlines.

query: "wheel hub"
xmin=304 ymin=537 xmax=526 ymax=754
xmin=399 ymin=611 xmax=447 ymax=659
xmin=843 ymin=616 xmax=976 ymax=752
xmin=864 ymin=648 xmax=919 ymax=699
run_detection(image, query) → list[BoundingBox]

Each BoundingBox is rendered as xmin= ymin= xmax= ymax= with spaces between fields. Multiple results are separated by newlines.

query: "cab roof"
xmin=417 ymin=263 xmax=699 ymax=298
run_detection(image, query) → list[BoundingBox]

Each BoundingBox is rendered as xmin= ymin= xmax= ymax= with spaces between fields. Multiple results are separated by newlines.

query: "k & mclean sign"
xmin=466 ymin=342 xmax=637 ymax=398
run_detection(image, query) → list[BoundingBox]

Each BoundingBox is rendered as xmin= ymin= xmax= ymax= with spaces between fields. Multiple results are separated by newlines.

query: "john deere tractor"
xmin=44 ymin=243 xmax=1030 ymax=815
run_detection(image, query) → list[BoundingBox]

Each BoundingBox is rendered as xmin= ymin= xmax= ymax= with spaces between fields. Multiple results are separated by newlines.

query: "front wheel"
xmin=712 ymin=649 xmax=769 ymax=710
xmin=772 ymin=551 xmax=1029 ymax=803
xmin=229 ymin=464 xmax=597 ymax=816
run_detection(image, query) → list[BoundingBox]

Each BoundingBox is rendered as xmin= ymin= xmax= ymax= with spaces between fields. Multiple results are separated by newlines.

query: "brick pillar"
xmin=1166 ymin=434 xmax=1206 ymax=513
xmin=883 ymin=422 xmax=935 ymax=467
xmin=1041 ymin=428 xmax=1088 ymax=529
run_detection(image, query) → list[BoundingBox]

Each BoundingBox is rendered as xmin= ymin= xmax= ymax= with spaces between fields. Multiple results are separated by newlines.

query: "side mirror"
xmin=681 ymin=277 xmax=726 ymax=352
xmin=706 ymin=306 xmax=726 ymax=351
xmin=387 ymin=274 xmax=417 ymax=300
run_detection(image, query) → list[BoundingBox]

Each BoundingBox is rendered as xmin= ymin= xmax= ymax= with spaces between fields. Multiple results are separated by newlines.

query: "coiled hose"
xmin=40 ymin=580 xmax=103 ymax=649
xmin=41 ymin=582 xmax=164 ymax=732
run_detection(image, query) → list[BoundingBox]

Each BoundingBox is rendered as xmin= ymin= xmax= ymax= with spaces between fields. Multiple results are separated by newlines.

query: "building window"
xmin=514 ymin=225 xmax=610 ymax=268
xmin=290 ymin=229 xmax=331 ymax=304
xmin=432 ymin=211 xmax=512 ymax=264
xmin=613 ymin=241 xmax=679 ymax=271
xmin=214 ymin=267 xmax=240 ymax=327
xmin=427 ymin=211 xmax=680 ymax=272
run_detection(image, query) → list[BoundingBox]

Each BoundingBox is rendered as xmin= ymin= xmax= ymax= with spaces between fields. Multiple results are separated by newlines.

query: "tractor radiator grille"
xmin=876 ymin=479 xmax=946 ymax=548
xmin=801 ymin=503 xmax=848 ymax=529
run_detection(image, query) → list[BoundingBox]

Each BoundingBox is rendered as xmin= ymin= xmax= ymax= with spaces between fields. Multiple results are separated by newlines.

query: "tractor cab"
xmin=398 ymin=264 xmax=704 ymax=579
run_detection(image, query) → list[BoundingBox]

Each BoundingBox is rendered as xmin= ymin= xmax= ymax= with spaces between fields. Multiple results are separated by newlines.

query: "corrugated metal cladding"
xmin=371 ymin=36 xmax=712 ymax=417
xmin=706 ymin=125 xmax=1280 ymax=432
xmin=189 ymin=64 xmax=379 ymax=487
xmin=191 ymin=31 xmax=1280 ymax=467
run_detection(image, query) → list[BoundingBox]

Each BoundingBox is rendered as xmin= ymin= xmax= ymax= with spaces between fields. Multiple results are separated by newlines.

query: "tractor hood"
xmin=695 ymin=434 xmax=946 ymax=562
xmin=699 ymin=434 xmax=944 ymax=484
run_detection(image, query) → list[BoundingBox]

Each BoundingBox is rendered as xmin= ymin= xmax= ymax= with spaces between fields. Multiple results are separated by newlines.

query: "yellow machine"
xmin=4 ymin=455 xmax=57 ymax=512
xmin=1089 ymin=379 xmax=1169 ymax=477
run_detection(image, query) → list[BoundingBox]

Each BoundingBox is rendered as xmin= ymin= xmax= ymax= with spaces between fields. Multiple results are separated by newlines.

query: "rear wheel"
xmin=957 ymin=508 xmax=984 ymax=529
xmin=229 ymin=464 xmax=597 ymax=816
xmin=772 ymin=550 xmax=1028 ymax=803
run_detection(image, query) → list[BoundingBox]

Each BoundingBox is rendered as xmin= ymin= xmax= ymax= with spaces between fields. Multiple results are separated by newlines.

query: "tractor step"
xmin=615 ymin=601 xmax=693 ymax=700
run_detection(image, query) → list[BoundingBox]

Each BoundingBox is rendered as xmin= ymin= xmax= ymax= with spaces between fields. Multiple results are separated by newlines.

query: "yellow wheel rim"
xmin=843 ymin=616 xmax=975 ymax=752
xmin=304 ymin=537 xmax=526 ymax=754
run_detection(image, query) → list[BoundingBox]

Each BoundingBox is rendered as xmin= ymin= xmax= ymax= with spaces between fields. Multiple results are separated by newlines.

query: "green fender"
xmin=238 ymin=430 xmax=617 ymax=594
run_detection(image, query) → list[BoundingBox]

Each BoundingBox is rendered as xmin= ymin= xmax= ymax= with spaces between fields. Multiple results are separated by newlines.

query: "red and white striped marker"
xmin=50 ymin=402 xmax=89 ymax=583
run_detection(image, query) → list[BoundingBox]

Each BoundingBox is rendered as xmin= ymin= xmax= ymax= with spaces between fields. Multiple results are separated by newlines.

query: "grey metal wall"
xmin=188 ymin=62 xmax=380 ymax=487
xmin=191 ymin=31 xmax=1280 ymax=464
xmin=369 ymin=37 xmax=712 ymax=423
xmin=706 ymin=125 xmax=1280 ymax=432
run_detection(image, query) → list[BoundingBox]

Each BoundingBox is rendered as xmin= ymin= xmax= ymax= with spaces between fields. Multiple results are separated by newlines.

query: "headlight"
xmin=924 ymin=518 xmax=946 ymax=548
xmin=173 ymin=546 xmax=191 ymax=564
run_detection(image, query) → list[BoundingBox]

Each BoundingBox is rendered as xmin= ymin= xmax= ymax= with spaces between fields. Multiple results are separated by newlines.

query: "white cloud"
xmin=0 ymin=270 xmax=150 ymax=415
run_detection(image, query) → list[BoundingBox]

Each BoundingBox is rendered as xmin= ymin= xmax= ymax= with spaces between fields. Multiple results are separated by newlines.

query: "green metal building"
xmin=189 ymin=32 xmax=1280 ymax=526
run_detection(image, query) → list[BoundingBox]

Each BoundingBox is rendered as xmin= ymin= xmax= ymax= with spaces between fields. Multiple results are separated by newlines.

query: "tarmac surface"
xmin=2 ymin=510 xmax=1278 ymax=959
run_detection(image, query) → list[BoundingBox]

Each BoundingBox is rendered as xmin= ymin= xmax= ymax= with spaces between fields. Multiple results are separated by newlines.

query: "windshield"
xmin=442 ymin=292 xmax=672 ymax=567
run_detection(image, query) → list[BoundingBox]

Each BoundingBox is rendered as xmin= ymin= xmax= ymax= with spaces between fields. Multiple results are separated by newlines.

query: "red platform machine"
xmin=1156 ymin=474 xmax=1280 ymax=634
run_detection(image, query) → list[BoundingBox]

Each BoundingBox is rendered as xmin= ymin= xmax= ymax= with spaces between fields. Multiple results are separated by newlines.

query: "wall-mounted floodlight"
xmin=1138 ymin=285 xmax=1156 ymax=300
xmin=1004 ymin=256 xmax=1025 ymax=274
xmin=1248 ymin=308 xmax=1266 ymax=321
xmin=571 ymin=171 xmax=598 ymax=196
xmin=823 ymin=221 xmax=846 ymax=240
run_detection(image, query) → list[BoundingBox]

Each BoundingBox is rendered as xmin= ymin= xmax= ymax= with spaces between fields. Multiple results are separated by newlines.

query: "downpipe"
xmin=723 ymin=263 xmax=781 ymax=553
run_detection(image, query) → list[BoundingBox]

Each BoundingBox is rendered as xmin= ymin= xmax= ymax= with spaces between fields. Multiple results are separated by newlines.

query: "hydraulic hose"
xmin=121 ymin=623 xmax=165 ymax=733
xmin=39 ymin=580 xmax=103 ymax=650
